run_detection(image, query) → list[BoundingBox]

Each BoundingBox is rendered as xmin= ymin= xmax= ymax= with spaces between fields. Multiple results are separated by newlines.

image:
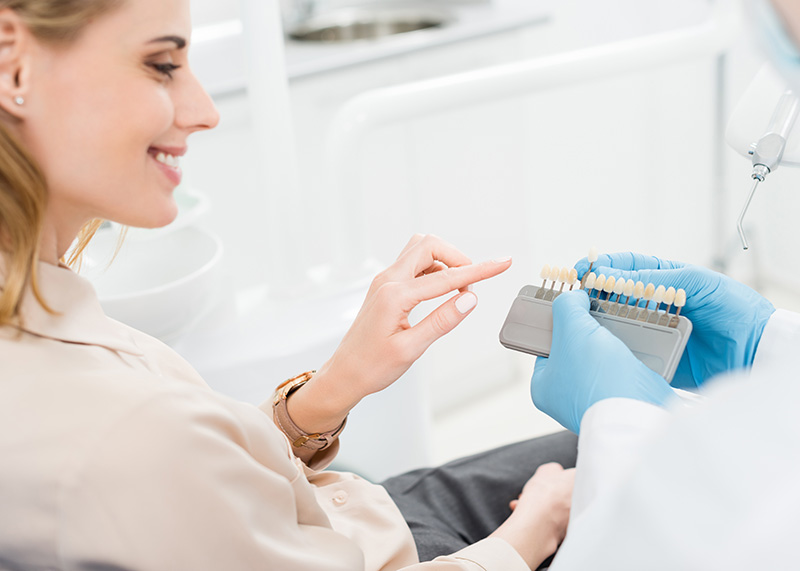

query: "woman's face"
xmin=19 ymin=0 xmax=219 ymax=232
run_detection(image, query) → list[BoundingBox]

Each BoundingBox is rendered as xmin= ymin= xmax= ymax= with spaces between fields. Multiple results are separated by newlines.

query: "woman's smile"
xmin=148 ymin=145 xmax=186 ymax=186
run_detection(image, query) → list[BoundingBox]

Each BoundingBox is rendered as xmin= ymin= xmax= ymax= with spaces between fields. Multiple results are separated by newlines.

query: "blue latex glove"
xmin=574 ymin=252 xmax=775 ymax=389
xmin=531 ymin=290 xmax=675 ymax=434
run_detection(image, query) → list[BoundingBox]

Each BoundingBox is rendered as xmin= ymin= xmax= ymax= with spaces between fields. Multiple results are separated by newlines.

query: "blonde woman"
xmin=0 ymin=0 xmax=576 ymax=569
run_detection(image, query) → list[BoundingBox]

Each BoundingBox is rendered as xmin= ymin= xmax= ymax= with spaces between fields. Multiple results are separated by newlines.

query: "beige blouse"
xmin=0 ymin=262 xmax=527 ymax=571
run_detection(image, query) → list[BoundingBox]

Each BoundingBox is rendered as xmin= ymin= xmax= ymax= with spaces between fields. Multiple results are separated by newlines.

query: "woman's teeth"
xmin=155 ymin=152 xmax=180 ymax=168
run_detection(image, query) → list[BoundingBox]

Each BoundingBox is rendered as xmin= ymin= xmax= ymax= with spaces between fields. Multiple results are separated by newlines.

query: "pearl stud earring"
xmin=14 ymin=96 xmax=24 ymax=106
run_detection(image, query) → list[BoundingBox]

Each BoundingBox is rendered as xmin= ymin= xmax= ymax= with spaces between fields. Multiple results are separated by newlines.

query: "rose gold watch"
xmin=272 ymin=371 xmax=347 ymax=451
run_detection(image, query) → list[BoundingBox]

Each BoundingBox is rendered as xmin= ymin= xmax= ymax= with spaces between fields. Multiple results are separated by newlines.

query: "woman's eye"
xmin=150 ymin=62 xmax=181 ymax=79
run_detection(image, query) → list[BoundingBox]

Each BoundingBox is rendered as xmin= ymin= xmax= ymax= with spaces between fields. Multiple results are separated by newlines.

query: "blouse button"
xmin=332 ymin=490 xmax=348 ymax=506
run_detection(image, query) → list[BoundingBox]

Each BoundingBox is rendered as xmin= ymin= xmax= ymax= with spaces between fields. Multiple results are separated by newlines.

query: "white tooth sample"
xmin=568 ymin=268 xmax=578 ymax=286
xmin=603 ymin=275 xmax=616 ymax=294
xmin=588 ymin=246 xmax=598 ymax=263
xmin=584 ymin=272 xmax=597 ymax=290
xmin=644 ymin=283 xmax=655 ymax=300
xmin=624 ymin=279 xmax=635 ymax=297
xmin=594 ymin=274 xmax=606 ymax=292
xmin=613 ymin=278 xmax=626 ymax=296
xmin=664 ymin=286 xmax=676 ymax=305
xmin=549 ymin=266 xmax=560 ymax=282
xmin=633 ymin=281 xmax=645 ymax=299
xmin=675 ymin=289 xmax=687 ymax=307
xmin=653 ymin=285 xmax=666 ymax=305
xmin=559 ymin=267 xmax=569 ymax=283
xmin=540 ymin=264 xmax=551 ymax=280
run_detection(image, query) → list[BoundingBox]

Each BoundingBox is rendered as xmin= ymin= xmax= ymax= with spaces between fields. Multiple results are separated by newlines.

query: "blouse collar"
xmin=2 ymin=259 xmax=145 ymax=356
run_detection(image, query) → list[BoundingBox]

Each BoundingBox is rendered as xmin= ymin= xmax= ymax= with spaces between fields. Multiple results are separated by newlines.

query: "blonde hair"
xmin=0 ymin=0 xmax=122 ymax=326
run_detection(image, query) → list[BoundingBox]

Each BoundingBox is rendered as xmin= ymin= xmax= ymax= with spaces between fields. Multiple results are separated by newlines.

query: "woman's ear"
xmin=0 ymin=8 xmax=31 ymax=118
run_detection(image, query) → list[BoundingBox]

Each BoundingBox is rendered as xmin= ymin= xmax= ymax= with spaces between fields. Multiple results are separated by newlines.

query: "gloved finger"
xmin=550 ymin=290 xmax=599 ymax=343
xmin=574 ymin=252 xmax=685 ymax=279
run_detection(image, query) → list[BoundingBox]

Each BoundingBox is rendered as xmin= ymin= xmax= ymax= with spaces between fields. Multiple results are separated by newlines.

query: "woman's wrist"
xmin=284 ymin=367 xmax=357 ymax=435
xmin=490 ymin=512 xmax=559 ymax=570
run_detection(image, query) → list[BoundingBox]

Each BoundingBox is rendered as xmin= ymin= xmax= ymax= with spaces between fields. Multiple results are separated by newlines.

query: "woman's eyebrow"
xmin=148 ymin=35 xmax=187 ymax=49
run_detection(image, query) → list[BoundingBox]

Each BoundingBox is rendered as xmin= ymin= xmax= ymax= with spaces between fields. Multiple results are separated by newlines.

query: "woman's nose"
xmin=177 ymin=69 xmax=220 ymax=133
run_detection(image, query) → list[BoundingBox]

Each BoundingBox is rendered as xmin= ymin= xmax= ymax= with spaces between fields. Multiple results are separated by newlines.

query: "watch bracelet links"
xmin=272 ymin=371 xmax=347 ymax=451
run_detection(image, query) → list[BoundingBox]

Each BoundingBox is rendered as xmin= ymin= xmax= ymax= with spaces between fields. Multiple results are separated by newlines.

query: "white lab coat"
xmin=550 ymin=308 xmax=800 ymax=570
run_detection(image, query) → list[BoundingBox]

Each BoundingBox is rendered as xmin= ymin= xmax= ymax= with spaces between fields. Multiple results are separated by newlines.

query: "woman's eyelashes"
xmin=148 ymin=62 xmax=181 ymax=79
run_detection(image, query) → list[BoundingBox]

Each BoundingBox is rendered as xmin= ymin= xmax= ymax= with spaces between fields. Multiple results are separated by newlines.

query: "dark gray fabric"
xmin=381 ymin=431 xmax=578 ymax=567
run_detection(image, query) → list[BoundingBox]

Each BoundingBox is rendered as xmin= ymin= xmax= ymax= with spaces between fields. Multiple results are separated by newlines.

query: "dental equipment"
xmin=727 ymin=63 xmax=800 ymax=250
xmin=499 ymin=248 xmax=693 ymax=384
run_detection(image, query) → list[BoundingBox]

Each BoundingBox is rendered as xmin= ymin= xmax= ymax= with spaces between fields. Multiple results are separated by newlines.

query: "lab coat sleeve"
xmin=56 ymin=385 xmax=529 ymax=571
xmin=752 ymin=308 xmax=800 ymax=370
xmin=568 ymin=398 xmax=672 ymax=521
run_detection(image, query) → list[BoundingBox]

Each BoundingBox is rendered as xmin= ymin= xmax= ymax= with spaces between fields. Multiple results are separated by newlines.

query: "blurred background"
xmin=85 ymin=0 xmax=800 ymax=481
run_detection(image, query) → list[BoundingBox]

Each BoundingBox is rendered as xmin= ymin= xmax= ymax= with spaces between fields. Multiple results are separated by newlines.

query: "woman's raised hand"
xmin=287 ymin=234 xmax=512 ymax=434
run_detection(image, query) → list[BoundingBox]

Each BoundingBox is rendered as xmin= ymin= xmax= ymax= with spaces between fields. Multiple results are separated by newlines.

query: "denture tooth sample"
xmin=558 ymin=267 xmax=570 ymax=291
xmin=675 ymin=288 xmax=687 ymax=316
xmin=664 ymin=286 xmax=676 ymax=306
xmin=603 ymin=275 xmax=616 ymax=300
xmin=540 ymin=264 xmax=551 ymax=287
xmin=633 ymin=280 xmax=645 ymax=301
xmin=613 ymin=276 xmax=626 ymax=300
xmin=584 ymin=272 xmax=597 ymax=293
xmin=581 ymin=247 xmax=599 ymax=288
xmin=568 ymin=268 xmax=578 ymax=290
xmin=643 ymin=283 xmax=655 ymax=309
xmin=623 ymin=279 xmax=635 ymax=302
xmin=549 ymin=265 xmax=561 ymax=285
xmin=653 ymin=285 xmax=666 ymax=310
xmin=594 ymin=274 xmax=606 ymax=296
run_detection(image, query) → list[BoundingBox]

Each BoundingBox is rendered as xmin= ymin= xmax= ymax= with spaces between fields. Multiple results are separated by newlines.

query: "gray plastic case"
xmin=499 ymin=285 xmax=692 ymax=383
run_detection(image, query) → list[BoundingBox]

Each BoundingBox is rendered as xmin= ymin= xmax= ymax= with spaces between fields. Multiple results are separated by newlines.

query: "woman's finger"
xmin=408 ymin=258 xmax=512 ymax=303
xmin=393 ymin=234 xmax=473 ymax=279
xmin=416 ymin=260 xmax=447 ymax=278
xmin=408 ymin=291 xmax=479 ymax=355
xmin=395 ymin=233 xmax=427 ymax=260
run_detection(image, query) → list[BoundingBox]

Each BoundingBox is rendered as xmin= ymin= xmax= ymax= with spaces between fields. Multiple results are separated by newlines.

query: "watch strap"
xmin=272 ymin=371 xmax=346 ymax=451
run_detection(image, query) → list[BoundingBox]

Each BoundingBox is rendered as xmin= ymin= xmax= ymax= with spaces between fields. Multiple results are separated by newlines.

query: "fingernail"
xmin=455 ymin=292 xmax=478 ymax=314
xmin=493 ymin=256 xmax=512 ymax=264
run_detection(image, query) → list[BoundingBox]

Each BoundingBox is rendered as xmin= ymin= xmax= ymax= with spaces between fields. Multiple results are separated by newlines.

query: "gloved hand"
xmin=574 ymin=252 xmax=775 ymax=389
xmin=531 ymin=290 xmax=675 ymax=434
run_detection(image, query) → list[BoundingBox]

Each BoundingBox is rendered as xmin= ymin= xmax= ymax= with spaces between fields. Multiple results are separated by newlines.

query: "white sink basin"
xmin=83 ymin=225 xmax=224 ymax=342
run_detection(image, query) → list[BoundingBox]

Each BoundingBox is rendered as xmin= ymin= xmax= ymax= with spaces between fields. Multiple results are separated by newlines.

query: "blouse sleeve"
xmin=56 ymin=386 xmax=529 ymax=571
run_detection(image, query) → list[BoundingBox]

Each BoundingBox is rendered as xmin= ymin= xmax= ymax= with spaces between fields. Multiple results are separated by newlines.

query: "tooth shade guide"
xmin=584 ymin=272 xmax=597 ymax=295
